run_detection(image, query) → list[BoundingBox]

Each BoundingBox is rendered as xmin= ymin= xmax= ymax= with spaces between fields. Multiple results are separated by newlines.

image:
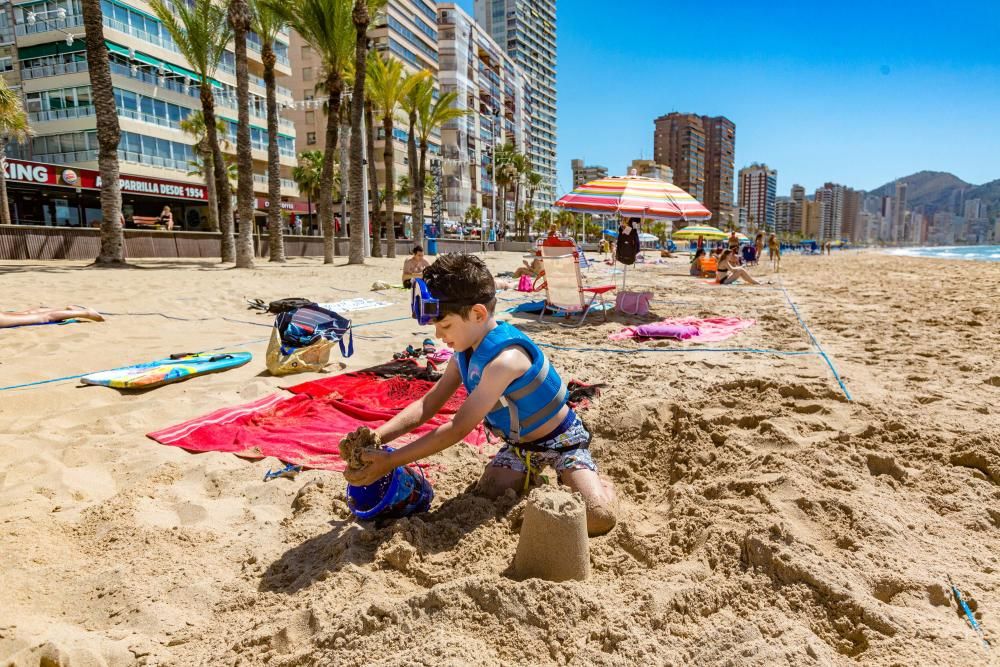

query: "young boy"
xmin=344 ymin=254 xmax=617 ymax=536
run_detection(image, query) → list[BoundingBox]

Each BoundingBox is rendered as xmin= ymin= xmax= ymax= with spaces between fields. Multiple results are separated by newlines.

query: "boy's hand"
xmin=343 ymin=449 xmax=396 ymax=486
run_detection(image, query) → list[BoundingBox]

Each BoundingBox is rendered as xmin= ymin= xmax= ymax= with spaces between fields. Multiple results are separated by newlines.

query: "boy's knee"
xmin=586 ymin=503 xmax=617 ymax=537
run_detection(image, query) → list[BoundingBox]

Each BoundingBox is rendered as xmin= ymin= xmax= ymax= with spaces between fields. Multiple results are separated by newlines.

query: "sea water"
xmin=887 ymin=246 xmax=1000 ymax=262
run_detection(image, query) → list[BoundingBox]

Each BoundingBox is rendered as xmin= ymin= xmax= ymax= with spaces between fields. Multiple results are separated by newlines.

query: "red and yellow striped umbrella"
xmin=555 ymin=174 xmax=712 ymax=220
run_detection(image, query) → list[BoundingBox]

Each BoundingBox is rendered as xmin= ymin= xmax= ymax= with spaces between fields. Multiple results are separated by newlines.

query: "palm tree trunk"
xmin=365 ymin=100 xmax=382 ymax=258
xmin=347 ymin=0 xmax=369 ymax=266
xmin=230 ymin=0 xmax=255 ymax=268
xmin=320 ymin=74 xmax=341 ymax=263
xmin=204 ymin=151 xmax=218 ymax=231
xmin=382 ymin=115 xmax=397 ymax=258
xmin=0 ymin=141 xmax=10 ymax=225
xmin=416 ymin=140 xmax=428 ymax=249
xmin=406 ymin=110 xmax=420 ymax=246
xmin=262 ymin=44 xmax=285 ymax=262
xmin=82 ymin=0 xmax=125 ymax=264
xmin=202 ymin=85 xmax=234 ymax=262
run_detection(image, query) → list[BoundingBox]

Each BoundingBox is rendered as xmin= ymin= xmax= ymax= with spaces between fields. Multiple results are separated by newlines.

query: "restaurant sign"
xmin=2 ymin=158 xmax=207 ymax=201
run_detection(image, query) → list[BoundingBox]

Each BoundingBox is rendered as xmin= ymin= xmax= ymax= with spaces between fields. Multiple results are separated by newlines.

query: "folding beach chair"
xmin=537 ymin=237 xmax=616 ymax=327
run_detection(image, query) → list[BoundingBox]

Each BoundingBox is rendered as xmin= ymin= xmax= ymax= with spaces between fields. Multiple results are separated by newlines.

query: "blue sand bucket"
xmin=346 ymin=449 xmax=433 ymax=520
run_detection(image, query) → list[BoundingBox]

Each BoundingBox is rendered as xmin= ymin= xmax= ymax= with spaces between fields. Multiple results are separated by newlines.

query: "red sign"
xmin=2 ymin=158 xmax=207 ymax=201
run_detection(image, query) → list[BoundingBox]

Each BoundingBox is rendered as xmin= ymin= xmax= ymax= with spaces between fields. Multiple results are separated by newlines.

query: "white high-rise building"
xmin=475 ymin=0 xmax=557 ymax=210
xmin=893 ymin=181 xmax=908 ymax=243
xmin=738 ymin=163 xmax=777 ymax=231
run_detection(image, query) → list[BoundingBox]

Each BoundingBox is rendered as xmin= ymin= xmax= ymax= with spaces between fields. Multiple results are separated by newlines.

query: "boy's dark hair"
xmin=423 ymin=254 xmax=496 ymax=320
xmin=412 ymin=245 xmax=423 ymax=254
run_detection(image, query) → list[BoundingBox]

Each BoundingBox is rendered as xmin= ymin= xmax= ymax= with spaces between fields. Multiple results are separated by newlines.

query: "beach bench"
xmin=537 ymin=237 xmax=616 ymax=327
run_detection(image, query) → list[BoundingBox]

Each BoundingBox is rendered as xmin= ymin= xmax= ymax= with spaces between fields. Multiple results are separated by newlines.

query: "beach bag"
xmin=615 ymin=290 xmax=652 ymax=316
xmin=266 ymin=304 xmax=354 ymax=376
xmin=247 ymin=297 xmax=315 ymax=314
xmin=517 ymin=274 xmax=534 ymax=292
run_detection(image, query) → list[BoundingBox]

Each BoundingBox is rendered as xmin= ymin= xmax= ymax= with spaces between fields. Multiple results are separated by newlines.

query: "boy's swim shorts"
xmin=488 ymin=413 xmax=597 ymax=474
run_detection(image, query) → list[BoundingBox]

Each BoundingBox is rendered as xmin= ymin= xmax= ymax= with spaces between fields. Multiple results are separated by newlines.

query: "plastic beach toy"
xmin=346 ymin=448 xmax=433 ymax=520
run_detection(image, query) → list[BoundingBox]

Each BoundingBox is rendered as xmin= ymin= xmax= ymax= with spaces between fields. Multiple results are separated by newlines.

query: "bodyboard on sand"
xmin=81 ymin=352 xmax=252 ymax=389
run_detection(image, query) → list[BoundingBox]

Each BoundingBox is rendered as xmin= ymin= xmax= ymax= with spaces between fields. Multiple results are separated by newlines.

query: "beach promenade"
xmin=1 ymin=251 xmax=998 ymax=665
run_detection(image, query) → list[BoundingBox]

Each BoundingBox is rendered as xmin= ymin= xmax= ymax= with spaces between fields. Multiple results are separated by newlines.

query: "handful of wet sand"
xmin=512 ymin=488 xmax=589 ymax=582
xmin=340 ymin=427 xmax=383 ymax=472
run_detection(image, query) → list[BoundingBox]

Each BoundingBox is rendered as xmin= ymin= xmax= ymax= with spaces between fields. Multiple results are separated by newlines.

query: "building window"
xmin=301 ymin=44 xmax=311 ymax=58
xmin=0 ymin=57 xmax=12 ymax=72
xmin=303 ymin=90 xmax=314 ymax=101
xmin=306 ymin=132 xmax=316 ymax=145
xmin=305 ymin=110 xmax=315 ymax=125
xmin=302 ymin=67 xmax=312 ymax=81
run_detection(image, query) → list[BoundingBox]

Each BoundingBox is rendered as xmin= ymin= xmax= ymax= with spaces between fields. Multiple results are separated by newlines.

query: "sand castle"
xmin=513 ymin=488 xmax=590 ymax=582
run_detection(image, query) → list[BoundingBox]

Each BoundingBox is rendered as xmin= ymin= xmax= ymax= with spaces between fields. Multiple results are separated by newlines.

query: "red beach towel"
xmin=147 ymin=374 xmax=487 ymax=471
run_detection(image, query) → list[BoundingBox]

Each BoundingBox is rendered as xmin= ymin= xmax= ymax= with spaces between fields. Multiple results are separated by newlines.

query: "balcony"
xmin=15 ymin=14 xmax=84 ymax=36
xmin=102 ymin=15 xmax=180 ymax=55
xmin=21 ymin=59 xmax=89 ymax=80
xmin=253 ymin=173 xmax=299 ymax=193
xmin=29 ymin=106 xmax=96 ymax=122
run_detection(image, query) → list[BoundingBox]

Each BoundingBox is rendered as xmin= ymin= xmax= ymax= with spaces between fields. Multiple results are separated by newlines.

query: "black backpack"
xmin=248 ymin=297 xmax=315 ymax=314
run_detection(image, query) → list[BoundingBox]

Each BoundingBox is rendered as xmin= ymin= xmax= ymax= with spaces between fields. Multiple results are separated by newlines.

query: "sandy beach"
xmin=1 ymin=249 xmax=998 ymax=666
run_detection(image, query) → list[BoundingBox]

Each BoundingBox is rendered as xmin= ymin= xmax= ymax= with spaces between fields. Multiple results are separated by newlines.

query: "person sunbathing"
xmin=401 ymin=245 xmax=431 ymax=289
xmin=690 ymin=249 xmax=705 ymax=276
xmin=0 ymin=306 xmax=104 ymax=328
xmin=716 ymin=250 xmax=761 ymax=285
xmin=513 ymin=256 xmax=542 ymax=279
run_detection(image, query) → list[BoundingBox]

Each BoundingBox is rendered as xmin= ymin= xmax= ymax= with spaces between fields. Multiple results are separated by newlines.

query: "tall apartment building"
xmin=627 ymin=159 xmax=672 ymax=183
xmin=737 ymin=163 xmax=777 ymax=232
xmin=570 ymin=159 xmax=606 ymax=188
xmin=437 ymin=2 xmax=527 ymax=224
xmin=702 ymin=115 xmax=735 ymax=226
xmin=814 ymin=182 xmax=846 ymax=241
xmin=475 ymin=0 xmax=557 ymax=210
xmin=892 ymin=181 xmax=907 ymax=243
xmin=790 ymin=184 xmax=806 ymax=235
xmin=286 ymin=0 xmax=441 ymax=233
xmin=841 ymin=187 xmax=863 ymax=241
xmin=5 ymin=0 xmax=298 ymax=228
xmin=653 ymin=113 xmax=705 ymax=208
xmin=653 ymin=112 xmax=734 ymax=225
xmin=774 ymin=197 xmax=792 ymax=235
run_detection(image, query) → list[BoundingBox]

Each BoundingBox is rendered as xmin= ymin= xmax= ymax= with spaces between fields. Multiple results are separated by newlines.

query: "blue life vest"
xmin=457 ymin=322 xmax=568 ymax=443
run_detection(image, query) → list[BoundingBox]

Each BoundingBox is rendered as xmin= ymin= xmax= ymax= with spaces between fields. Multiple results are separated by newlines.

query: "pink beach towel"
xmin=608 ymin=317 xmax=755 ymax=343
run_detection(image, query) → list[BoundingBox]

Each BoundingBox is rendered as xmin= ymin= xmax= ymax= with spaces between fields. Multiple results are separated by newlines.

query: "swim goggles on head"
xmin=411 ymin=278 xmax=441 ymax=325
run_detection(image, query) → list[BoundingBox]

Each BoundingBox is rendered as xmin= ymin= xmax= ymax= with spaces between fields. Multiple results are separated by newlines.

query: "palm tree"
xmin=0 ymin=79 xmax=32 ymax=226
xmin=525 ymin=170 xmax=543 ymax=214
xmin=266 ymin=0 xmax=354 ymax=264
xmin=366 ymin=55 xmax=427 ymax=259
xmin=493 ymin=142 xmax=518 ymax=235
xmin=151 ymin=0 xmax=234 ymax=262
xmin=228 ymin=0 xmax=255 ymax=268
xmin=81 ymin=0 xmax=125 ymax=264
xmin=292 ymin=150 xmax=326 ymax=232
xmin=363 ymin=95 xmax=382 ymax=257
xmin=179 ymin=111 xmax=227 ymax=231
xmin=415 ymin=88 xmax=469 ymax=246
xmin=400 ymin=75 xmax=431 ymax=246
xmin=252 ymin=0 xmax=287 ymax=262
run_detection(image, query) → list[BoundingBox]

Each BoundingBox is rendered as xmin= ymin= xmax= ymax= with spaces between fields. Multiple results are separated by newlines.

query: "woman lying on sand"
xmin=716 ymin=250 xmax=761 ymax=285
xmin=0 ymin=306 xmax=104 ymax=328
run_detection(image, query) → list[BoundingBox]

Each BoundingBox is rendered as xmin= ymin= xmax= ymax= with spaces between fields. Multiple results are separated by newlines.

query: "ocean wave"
xmin=883 ymin=246 xmax=1000 ymax=262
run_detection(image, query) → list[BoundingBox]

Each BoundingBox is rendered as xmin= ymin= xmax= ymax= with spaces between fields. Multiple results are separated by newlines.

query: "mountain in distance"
xmin=867 ymin=170 xmax=1000 ymax=216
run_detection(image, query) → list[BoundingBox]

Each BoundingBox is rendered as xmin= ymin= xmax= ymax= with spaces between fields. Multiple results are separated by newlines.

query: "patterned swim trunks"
xmin=488 ymin=413 xmax=597 ymax=474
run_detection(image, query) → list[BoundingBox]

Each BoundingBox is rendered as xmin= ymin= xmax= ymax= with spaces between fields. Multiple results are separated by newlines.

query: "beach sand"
xmin=1 ymin=250 xmax=998 ymax=666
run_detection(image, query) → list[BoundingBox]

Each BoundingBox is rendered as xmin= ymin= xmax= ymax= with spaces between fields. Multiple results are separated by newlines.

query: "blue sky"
xmin=456 ymin=0 xmax=1000 ymax=197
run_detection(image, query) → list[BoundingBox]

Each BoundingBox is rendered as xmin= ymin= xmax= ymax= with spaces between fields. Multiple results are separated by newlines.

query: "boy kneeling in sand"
xmin=344 ymin=254 xmax=617 ymax=536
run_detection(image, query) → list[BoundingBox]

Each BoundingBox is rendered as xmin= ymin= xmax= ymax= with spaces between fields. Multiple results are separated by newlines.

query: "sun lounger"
xmin=537 ymin=237 xmax=616 ymax=327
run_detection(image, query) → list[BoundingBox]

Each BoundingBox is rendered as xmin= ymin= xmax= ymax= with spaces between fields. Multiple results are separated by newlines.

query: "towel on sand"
xmin=317 ymin=298 xmax=391 ymax=313
xmin=609 ymin=317 xmax=755 ymax=343
xmin=148 ymin=371 xmax=486 ymax=471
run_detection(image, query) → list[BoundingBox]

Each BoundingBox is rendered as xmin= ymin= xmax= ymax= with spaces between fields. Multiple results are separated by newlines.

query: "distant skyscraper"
xmin=790 ymin=184 xmax=806 ymax=235
xmin=653 ymin=113 xmax=706 ymax=209
xmin=738 ymin=163 xmax=777 ymax=232
xmin=893 ymin=181 xmax=908 ymax=243
xmin=652 ymin=113 xmax=734 ymax=225
xmin=701 ymin=115 xmax=736 ymax=226
xmin=571 ymin=159 xmax=608 ymax=188
xmin=842 ymin=188 xmax=863 ymax=242
xmin=475 ymin=0 xmax=557 ymax=209
xmin=964 ymin=198 xmax=983 ymax=220
xmin=814 ymin=182 xmax=846 ymax=241
xmin=774 ymin=197 xmax=792 ymax=235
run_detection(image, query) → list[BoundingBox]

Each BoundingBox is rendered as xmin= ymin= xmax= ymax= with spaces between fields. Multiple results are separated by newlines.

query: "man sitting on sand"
xmin=0 ymin=306 xmax=104 ymax=329
xmin=401 ymin=245 xmax=430 ymax=289
xmin=344 ymin=254 xmax=618 ymax=536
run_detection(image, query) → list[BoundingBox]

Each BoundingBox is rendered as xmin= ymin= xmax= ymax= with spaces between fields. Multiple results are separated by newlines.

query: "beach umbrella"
xmin=554 ymin=174 xmax=712 ymax=221
xmin=736 ymin=232 xmax=750 ymax=242
xmin=672 ymin=224 xmax=728 ymax=240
